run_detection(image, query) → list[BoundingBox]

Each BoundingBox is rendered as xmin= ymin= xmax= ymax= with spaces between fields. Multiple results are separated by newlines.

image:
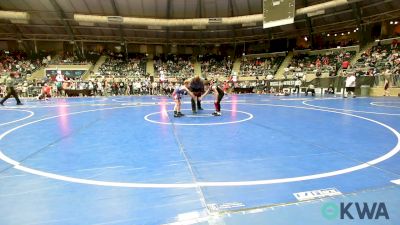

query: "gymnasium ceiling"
xmin=0 ymin=0 xmax=399 ymax=45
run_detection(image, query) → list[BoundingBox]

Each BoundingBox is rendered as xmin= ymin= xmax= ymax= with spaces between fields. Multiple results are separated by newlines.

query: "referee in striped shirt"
xmin=0 ymin=72 xmax=23 ymax=106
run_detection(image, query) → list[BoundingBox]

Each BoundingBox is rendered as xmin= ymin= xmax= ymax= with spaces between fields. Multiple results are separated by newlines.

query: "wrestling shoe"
xmin=212 ymin=111 xmax=221 ymax=116
xmin=16 ymin=102 xmax=23 ymax=105
xmin=177 ymin=112 xmax=185 ymax=116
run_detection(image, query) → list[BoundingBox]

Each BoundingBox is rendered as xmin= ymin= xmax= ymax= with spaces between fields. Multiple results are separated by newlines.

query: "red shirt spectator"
xmin=392 ymin=39 xmax=398 ymax=49
xmin=342 ymin=60 xmax=350 ymax=69
xmin=315 ymin=58 xmax=321 ymax=68
xmin=322 ymin=56 xmax=329 ymax=65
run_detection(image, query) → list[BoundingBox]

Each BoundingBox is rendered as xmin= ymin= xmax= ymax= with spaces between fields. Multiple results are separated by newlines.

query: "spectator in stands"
xmin=365 ymin=68 xmax=374 ymax=76
xmin=284 ymin=67 xmax=290 ymax=79
xmin=372 ymin=68 xmax=380 ymax=76
xmin=342 ymin=59 xmax=350 ymax=70
xmin=391 ymin=39 xmax=398 ymax=50
xmin=42 ymin=57 xmax=48 ymax=66
xmin=201 ymin=54 xmax=232 ymax=78
xmin=354 ymin=69 xmax=364 ymax=77
xmin=315 ymin=58 xmax=321 ymax=68
xmin=316 ymin=69 xmax=322 ymax=78
xmin=322 ymin=56 xmax=329 ymax=65
xmin=99 ymin=54 xmax=146 ymax=78
xmin=394 ymin=59 xmax=400 ymax=74
xmin=329 ymin=68 xmax=336 ymax=76
xmin=154 ymin=55 xmax=194 ymax=79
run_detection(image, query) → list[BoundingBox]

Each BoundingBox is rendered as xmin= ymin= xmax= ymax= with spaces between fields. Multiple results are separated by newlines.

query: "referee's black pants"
xmin=1 ymin=87 xmax=22 ymax=105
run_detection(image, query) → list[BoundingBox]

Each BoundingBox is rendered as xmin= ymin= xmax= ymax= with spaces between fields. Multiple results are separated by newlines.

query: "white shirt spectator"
xmin=97 ymin=81 xmax=103 ymax=92
xmin=160 ymin=71 xmax=165 ymax=82
xmin=232 ymin=75 xmax=237 ymax=82
xmin=56 ymin=74 xmax=64 ymax=82
xmin=345 ymin=75 xmax=356 ymax=87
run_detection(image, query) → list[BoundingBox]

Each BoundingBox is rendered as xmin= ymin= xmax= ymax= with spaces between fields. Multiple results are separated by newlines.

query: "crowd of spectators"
xmin=0 ymin=50 xmax=42 ymax=79
xmin=350 ymin=39 xmax=400 ymax=77
xmin=285 ymin=50 xmax=355 ymax=79
xmin=46 ymin=51 xmax=101 ymax=65
xmin=0 ymin=50 xmax=44 ymax=97
xmin=2 ymin=40 xmax=400 ymax=98
xmin=99 ymin=54 xmax=147 ymax=78
xmin=200 ymin=54 xmax=233 ymax=78
xmin=35 ymin=78 xmax=179 ymax=97
xmin=240 ymin=56 xmax=285 ymax=79
xmin=154 ymin=54 xmax=194 ymax=78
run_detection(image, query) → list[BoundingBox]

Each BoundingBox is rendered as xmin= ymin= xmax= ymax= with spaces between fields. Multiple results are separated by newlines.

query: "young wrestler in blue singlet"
xmin=172 ymin=80 xmax=195 ymax=117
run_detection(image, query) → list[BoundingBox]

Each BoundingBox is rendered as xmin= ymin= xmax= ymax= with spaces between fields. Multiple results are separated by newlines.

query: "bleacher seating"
xmin=0 ymin=50 xmax=42 ymax=79
xmin=286 ymin=50 xmax=356 ymax=79
xmin=240 ymin=56 xmax=285 ymax=78
xmin=350 ymin=39 xmax=400 ymax=76
xmin=200 ymin=54 xmax=233 ymax=78
xmin=99 ymin=54 xmax=147 ymax=78
xmin=154 ymin=54 xmax=194 ymax=78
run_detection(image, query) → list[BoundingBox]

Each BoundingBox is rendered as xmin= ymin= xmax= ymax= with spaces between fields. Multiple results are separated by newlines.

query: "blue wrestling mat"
xmin=0 ymin=94 xmax=399 ymax=225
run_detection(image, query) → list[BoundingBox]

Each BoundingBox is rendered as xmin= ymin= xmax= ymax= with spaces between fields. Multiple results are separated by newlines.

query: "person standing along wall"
xmin=344 ymin=73 xmax=356 ymax=98
xmin=294 ymin=79 xmax=302 ymax=95
xmin=55 ymin=72 xmax=64 ymax=97
xmin=383 ymin=76 xmax=390 ymax=96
